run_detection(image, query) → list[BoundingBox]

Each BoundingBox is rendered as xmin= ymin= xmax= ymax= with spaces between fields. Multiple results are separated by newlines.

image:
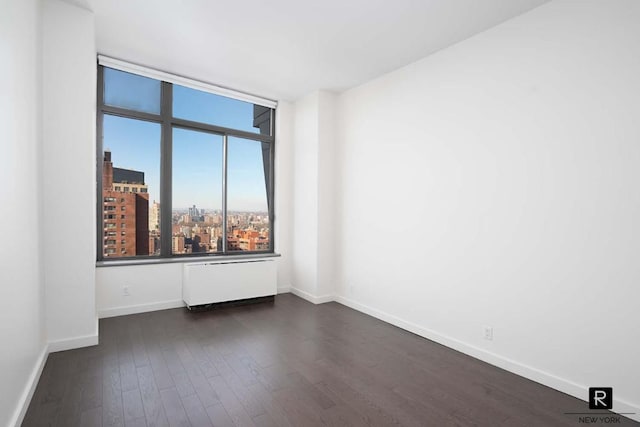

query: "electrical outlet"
xmin=483 ymin=325 xmax=493 ymax=341
xmin=123 ymin=286 xmax=130 ymax=296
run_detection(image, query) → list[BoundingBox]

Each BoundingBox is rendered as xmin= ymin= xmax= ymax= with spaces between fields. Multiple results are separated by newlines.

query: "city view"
xmin=102 ymin=149 xmax=270 ymax=258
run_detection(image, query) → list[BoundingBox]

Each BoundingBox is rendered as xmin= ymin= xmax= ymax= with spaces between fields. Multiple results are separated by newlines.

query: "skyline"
xmin=171 ymin=207 xmax=268 ymax=213
xmin=103 ymin=153 xmax=270 ymax=258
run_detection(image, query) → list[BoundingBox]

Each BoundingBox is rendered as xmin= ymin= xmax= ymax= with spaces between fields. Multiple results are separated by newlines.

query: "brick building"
xmin=228 ymin=229 xmax=269 ymax=251
xmin=102 ymin=151 xmax=149 ymax=258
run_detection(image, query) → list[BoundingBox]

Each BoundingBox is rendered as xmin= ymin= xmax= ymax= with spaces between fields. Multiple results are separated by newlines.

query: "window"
xmin=97 ymin=62 xmax=275 ymax=261
xmin=172 ymin=129 xmax=223 ymax=255
xmin=103 ymin=67 xmax=160 ymax=114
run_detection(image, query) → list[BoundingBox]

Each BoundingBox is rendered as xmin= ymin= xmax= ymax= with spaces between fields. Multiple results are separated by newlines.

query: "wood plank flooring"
xmin=23 ymin=294 xmax=638 ymax=426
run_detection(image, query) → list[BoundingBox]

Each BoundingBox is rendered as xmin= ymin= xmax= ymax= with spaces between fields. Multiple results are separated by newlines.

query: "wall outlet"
xmin=483 ymin=325 xmax=493 ymax=341
xmin=123 ymin=286 xmax=130 ymax=296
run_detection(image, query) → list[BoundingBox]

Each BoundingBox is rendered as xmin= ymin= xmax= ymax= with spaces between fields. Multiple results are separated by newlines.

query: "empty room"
xmin=1 ymin=0 xmax=639 ymax=426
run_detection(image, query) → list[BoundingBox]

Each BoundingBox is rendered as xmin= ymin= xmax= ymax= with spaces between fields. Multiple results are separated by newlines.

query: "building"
xmin=102 ymin=151 xmax=149 ymax=257
xmin=148 ymin=200 xmax=160 ymax=232
xmin=228 ymin=228 xmax=269 ymax=251
xmin=172 ymin=234 xmax=185 ymax=254
xmin=148 ymin=235 xmax=157 ymax=254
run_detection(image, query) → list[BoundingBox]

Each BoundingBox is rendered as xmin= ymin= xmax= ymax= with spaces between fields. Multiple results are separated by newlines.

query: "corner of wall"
xmin=290 ymin=90 xmax=341 ymax=301
xmin=8 ymin=344 xmax=49 ymax=427
xmin=274 ymin=100 xmax=295 ymax=297
xmin=290 ymin=287 xmax=334 ymax=305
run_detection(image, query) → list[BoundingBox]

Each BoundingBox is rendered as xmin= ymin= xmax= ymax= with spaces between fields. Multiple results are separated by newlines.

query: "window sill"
xmin=96 ymin=252 xmax=281 ymax=268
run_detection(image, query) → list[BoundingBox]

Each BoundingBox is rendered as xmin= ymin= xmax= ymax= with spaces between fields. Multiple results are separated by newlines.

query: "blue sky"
xmin=103 ymin=69 xmax=269 ymax=212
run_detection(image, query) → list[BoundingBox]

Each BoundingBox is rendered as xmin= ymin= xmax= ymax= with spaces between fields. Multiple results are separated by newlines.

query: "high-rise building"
xmin=102 ymin=151 xmax=150 ymax=258
xmin=181 ymin=226 xmax=192 ymax=238
xmin=148 ymin=235 xmax=157 ymax=254
xmin=172 ymin=234 xmax=185 ymax=254
xmin=149 ymin=200 xmax=160 ymax=232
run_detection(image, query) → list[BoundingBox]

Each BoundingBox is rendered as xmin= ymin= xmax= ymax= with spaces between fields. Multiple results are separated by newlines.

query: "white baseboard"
xmin=98 ymin=299 xmax=185 ymax=319
xmin=290 ymin=287 xmax=333 ymax=304
xmin=334 ymin=295 xmax=640 ymax=423
xmin=277 ymin=286 xmax=291 ymax=294
xmin=48 ymin=333 xmax=99 ymax=353
xmin=10 ymin=343 xmax=49 ymax=427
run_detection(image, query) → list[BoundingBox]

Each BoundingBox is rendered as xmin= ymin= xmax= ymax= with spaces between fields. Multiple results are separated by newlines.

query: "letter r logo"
xmin=594 ymin=390 xmax=607 ymax=406
xmin=589 ymin=387 xmax=613 ymax=410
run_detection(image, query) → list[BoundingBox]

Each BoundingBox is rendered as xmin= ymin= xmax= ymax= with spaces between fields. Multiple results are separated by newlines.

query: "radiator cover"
xmin=182 ymin=259 xmax=277 ymax=307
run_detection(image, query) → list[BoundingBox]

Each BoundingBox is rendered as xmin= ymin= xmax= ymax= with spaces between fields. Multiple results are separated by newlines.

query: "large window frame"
xmin=96 ymin=62 xmax=276 ymax=262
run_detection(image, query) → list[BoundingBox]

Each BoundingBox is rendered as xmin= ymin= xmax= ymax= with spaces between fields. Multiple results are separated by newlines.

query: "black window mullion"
xmin=268 ymin=109 xmax=276 ymax=252
xmin=160 ymin=82 xmax=173 ymax=257
xmin=222 ymin=134 xmax=228 ymax=254
xmin=101 ymin=104 xmax=162 ymax=124
xmin=171 ymin=117 xmax=273 ymax=143
xmin=96 ymin=65 xmax=105 ymax=261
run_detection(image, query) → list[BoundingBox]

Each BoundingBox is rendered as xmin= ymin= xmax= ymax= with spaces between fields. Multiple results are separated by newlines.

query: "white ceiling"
xmin=90 ymin=0 xmax=548 ymax=101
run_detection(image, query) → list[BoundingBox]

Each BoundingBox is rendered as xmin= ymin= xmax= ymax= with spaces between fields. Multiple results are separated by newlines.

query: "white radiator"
xmin=182 ymin=259 xmax=277 ymax=307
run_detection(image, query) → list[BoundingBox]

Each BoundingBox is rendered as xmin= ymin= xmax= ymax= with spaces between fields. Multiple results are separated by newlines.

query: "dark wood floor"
xmin=23 ymin=294 xmax=637 ymax=426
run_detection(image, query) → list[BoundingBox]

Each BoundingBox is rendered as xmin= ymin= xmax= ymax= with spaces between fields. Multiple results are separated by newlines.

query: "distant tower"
xmin=149 ymin=200 xmax=160 ymax=231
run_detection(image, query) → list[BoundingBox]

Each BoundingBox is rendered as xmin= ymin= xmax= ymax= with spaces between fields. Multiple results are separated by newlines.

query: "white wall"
xmin=291 ymin=91 xmax=338 ymax=302
xmin=274 ymin=101 xmax=295 ymax=292
xmin=42 ymin=0 xmax=98 ymax=350
xmin=316 ymin=92 xmax=338 ymax=298
xmin=292 ymin=93 xmax=320 ymax=297
xmin=0 ymin=0 xmax=47 ymax=425
xmin=96 ymin=264 xmax=183 ymax=317
xmin=334 ymin=0 xmax=640 ymax=418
